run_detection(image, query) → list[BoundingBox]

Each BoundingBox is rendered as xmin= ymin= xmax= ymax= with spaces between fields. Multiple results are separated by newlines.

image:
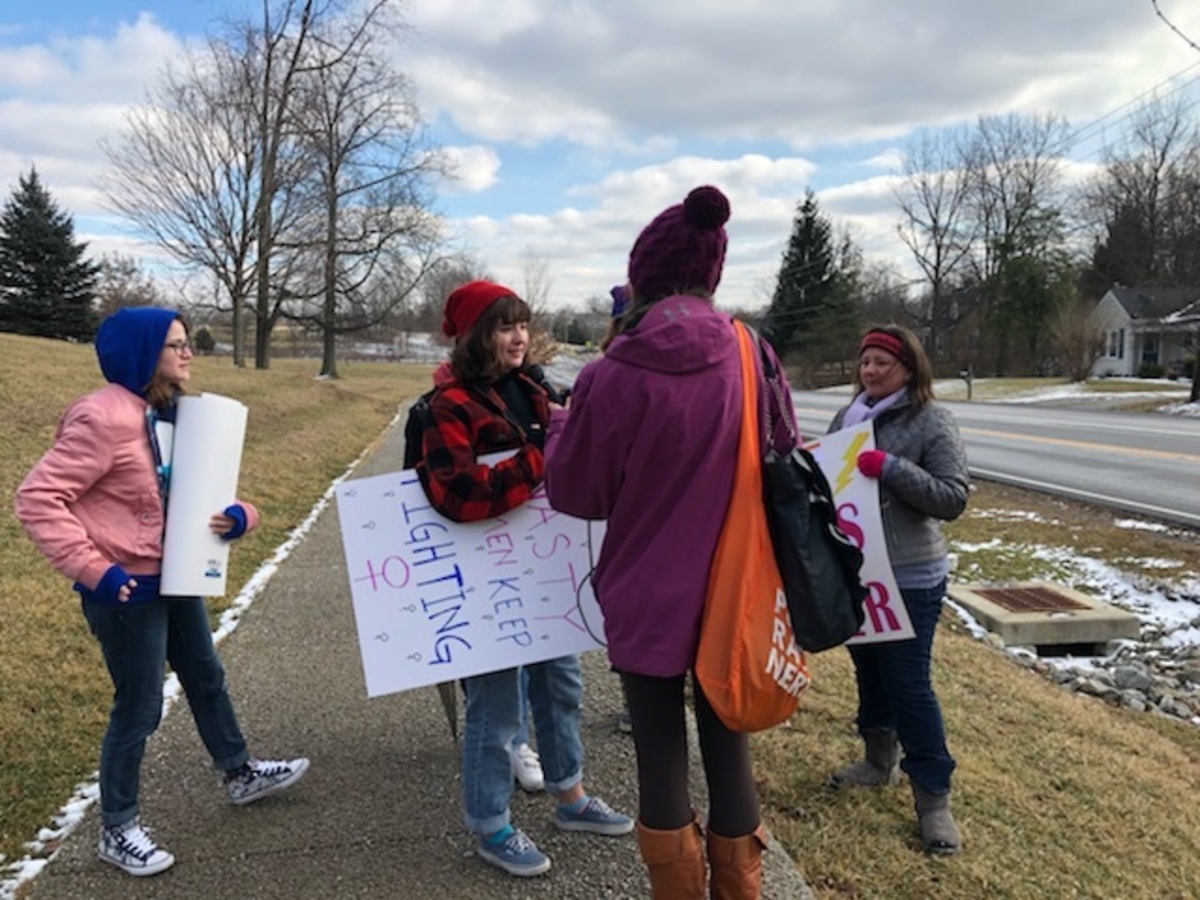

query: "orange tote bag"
xmin=695 ymin=321 xmax=810 ymax=733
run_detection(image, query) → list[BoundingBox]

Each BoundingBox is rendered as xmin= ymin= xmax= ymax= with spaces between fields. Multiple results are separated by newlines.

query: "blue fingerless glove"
xmin=93 ymin=564 xmax=133 ymax=604
xmin=221 ymin=504 xmax=248 ymax=540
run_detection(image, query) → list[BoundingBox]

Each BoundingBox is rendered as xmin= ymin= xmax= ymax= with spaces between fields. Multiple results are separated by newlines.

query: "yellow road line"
xmin=961 ymin=427 xmax=1200 ymax=463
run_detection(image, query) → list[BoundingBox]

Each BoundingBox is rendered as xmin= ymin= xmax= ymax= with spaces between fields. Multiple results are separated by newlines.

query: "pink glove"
xmin=857 ymin=450 xmax=888 ymax=479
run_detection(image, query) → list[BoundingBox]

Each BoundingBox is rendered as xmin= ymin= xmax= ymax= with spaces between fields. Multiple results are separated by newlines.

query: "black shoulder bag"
xmin=755 ymin=335 xmax=869 ymax=652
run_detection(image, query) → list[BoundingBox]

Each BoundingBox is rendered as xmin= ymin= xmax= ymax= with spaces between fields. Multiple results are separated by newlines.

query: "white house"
xmin=1088 ymin=286 xmax=1200 ymax=378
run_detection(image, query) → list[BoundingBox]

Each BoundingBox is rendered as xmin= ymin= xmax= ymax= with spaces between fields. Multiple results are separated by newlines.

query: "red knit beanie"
xmin=859 ymin=329 xmax=915 ymax=369
xmin=627 ymin=185 xmax=731 ymax=302
xmin=442 ymin=280 xmax=517 ymax=338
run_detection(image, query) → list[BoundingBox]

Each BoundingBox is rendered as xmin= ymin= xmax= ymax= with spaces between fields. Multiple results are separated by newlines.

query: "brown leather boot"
xmin=706 ymin=825 xmax=767 ymax=900
xmin=636 ymin=816 xmax=706 ymax=899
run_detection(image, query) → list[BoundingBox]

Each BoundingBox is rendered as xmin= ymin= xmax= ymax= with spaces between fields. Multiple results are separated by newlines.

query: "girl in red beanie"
xmin=413 ymin=281 xmax=633 ymax=878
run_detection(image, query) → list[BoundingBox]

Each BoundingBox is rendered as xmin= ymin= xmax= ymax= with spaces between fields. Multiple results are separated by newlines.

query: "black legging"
xmin=620 ymin=671 xmax=760 ymax=837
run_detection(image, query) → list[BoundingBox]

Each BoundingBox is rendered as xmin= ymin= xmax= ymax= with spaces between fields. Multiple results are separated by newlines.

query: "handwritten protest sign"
xmin=335 ymin=469 xmax=606 ymax=697
xmin=806 ymin=422 xmax=915 ymax=644
xmin=337 ymin=421 xmax=911 ymax=698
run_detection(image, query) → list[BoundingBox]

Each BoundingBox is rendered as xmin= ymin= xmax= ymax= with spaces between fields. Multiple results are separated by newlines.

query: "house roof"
xmin=1109 ymin=286 xmax=1200 ymax=321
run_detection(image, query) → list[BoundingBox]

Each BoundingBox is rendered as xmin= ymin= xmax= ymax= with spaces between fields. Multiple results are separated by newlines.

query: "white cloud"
xmin=450 ymin=154 xmax=827 ymax=307
xmin=405 ymin=0 xmax=1200 ymax=149
xmin=5 ymin=0 xmax=1200 ymax=315
xmin=0 ymin=13 xmax=183 ymax=220
xmin=440 ymin=144 xmax=502 ymax=193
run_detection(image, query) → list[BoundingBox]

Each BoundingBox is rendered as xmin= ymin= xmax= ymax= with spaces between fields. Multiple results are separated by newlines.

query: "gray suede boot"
xmin=830 ymin=728 xmax=901 ymax=788
xmin=911 ymin=783 xmax=962 ymax=855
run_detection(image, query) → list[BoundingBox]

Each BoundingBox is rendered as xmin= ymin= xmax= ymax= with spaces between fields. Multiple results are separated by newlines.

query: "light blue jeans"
xmin=513 ymin=666 xmax=533 ymax=747
xmin=82 ymin=590 xmax=250 ymax=827
xmin=461 ymin=655 xmax=583 ymax=835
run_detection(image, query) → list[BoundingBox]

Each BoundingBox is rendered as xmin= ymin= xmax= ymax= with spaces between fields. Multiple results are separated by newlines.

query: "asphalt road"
xmin=792 ymin=392 xmax=1200 ymax=529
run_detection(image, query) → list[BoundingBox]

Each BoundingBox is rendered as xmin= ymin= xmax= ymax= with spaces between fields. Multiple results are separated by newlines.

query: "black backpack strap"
xmin=402 ymin=388 xmax=437 ymax=470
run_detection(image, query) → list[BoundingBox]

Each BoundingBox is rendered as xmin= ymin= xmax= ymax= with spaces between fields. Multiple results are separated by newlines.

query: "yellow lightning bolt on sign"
xmin=834 ymin=431 xmax=870 ymax=495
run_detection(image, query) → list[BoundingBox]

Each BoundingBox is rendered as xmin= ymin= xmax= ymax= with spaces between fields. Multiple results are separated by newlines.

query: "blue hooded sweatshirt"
xmin=95 ymin=307 xmax=179 ymax=397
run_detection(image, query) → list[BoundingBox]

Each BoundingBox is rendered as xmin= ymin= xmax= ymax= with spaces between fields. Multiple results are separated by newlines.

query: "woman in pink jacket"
xmin=15 ymin=307 xmax=308 ymax=878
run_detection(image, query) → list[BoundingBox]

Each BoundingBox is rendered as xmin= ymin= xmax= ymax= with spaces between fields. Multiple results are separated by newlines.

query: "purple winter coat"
xmin=544 ymin=295 xmax=795 ymax=677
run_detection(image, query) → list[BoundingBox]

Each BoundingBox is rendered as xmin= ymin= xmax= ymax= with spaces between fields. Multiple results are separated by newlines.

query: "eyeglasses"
xmin=163 ymin=340 xmax=194 ymax=356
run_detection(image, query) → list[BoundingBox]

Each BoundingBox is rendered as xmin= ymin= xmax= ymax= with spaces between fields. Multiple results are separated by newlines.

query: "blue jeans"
xmin=513 ymin=666 xmax=533 ymax=747
xmin=461 ymin=655 xmax=584 ymax=835
xmin=83 ymin=594 xmax=249 ymax=827
xmin=847 ymin=581 xmax=956 ymax=794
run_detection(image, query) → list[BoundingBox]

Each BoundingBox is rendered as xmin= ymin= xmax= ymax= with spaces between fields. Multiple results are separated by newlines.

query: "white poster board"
xmin=806 ymin=422 xmax=915 ymax=644
xmin=335 ymin=471 xmax=606 ymax=698
xmin=160 ymin=392 xmax=248 ymax=597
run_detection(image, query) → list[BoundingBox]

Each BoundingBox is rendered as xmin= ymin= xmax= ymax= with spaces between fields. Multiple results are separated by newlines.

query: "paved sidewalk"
xmin=24 ymin=415 xmax=813 ymax=900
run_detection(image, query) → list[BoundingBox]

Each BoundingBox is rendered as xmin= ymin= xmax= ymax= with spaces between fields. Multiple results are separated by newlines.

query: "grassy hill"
xmin=1 ymin=333 xmax=1198 ymax=898
xmin=0 ymin=332 xmax=433 ymax=876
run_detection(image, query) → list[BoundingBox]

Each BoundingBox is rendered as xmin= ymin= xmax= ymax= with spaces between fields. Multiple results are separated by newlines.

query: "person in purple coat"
xmin=545 ymin=185 xmax=795 ymax=899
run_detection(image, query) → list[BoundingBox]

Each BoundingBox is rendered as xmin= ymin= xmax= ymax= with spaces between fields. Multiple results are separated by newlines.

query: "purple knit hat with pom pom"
xmin=627 ymin=185 xmax=731 ymax=302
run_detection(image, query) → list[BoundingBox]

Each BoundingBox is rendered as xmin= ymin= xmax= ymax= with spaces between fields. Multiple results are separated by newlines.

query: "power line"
xmin=1151 ymin=0 xmax=1200 ymax=54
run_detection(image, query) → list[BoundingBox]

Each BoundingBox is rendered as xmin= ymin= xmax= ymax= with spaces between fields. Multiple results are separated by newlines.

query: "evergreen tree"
xmin=764 ymin=190 xmax=862 ymax=379
xmin=0 ymin=168 xmax=100 ymax=340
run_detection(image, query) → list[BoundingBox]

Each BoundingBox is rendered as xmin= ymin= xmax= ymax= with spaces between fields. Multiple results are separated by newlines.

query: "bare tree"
xmin=104 ymin=0 xmax=441 ymax=370
xmin=515 ymin=246 xmax=559 ymax=363
xmin=102 ymin=41 xmax=267 ymax=365
xmin=93 ymin=252 xmax=167 ymax=320
xmin=243 ymin=0 xmax=326 ymax=369
xmin=962 ymin=112 xmax=1073 ymax=374
xmin=894 ymin=127 xmax=976 ymax=360
xmin=1079 ymin=92 xmax=1200 ymax=402
xmin=517 ymin=245 xmax=554 ymax=310
xmin=1049 ymin=293 xmax=1105 ymax=381
xmin=1080 ymin=93 xmax=1200 ymax=288
xmin=411 ymin=257 xmax=491 ymax=331
xmin=279 ymin=1 xmax=448 ymax=377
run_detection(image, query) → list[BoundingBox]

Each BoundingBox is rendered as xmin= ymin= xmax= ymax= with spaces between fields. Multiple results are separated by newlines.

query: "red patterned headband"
xmin=859 ymin=331 xmax=913 ymax=368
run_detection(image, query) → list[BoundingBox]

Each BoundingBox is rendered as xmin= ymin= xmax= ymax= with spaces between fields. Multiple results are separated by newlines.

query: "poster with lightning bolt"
xmin=336 ymin=466 xmax=606 ymax=697
xmin=806 ymin=422 xmax=915 ymax=644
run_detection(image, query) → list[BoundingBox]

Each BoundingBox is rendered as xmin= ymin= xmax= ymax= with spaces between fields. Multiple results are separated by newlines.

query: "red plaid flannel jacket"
xmin=415 ymin=373 xmax=549 ymax=523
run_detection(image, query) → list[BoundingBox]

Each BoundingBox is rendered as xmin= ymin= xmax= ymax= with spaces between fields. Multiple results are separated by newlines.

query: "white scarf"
xmin=841 ymin=387 xmax=907 ymax=427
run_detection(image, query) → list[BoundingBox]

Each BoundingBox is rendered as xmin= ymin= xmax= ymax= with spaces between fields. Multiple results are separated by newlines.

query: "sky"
xmin=3 ymin=1 xmax=1200 ymax=311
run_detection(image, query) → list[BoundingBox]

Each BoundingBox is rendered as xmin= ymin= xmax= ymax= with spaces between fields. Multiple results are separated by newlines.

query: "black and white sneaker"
xmin=225 ymin=756 xmax=310 ymax=806
xmin=97 ymin=818 xmax=175 ymax=877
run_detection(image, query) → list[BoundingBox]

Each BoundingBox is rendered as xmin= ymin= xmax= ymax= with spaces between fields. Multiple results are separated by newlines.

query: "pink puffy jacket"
xmin=15 ymin=383 xmax=259 ymax=592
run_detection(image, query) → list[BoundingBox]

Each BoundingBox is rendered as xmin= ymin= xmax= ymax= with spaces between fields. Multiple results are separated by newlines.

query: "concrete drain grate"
xmin=948 ymin=580 xmax=1141 ymax=651
xmin=972 ymin=585 xmax=1090 ymax=614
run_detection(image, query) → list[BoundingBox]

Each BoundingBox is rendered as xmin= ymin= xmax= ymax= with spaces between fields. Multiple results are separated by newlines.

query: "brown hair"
xmin=146 ymin=314 xmax=189 ymax=410
xmin=852 ymin=323 xmax=935 ymax=410
xmin=450 ymin=294 xmax=532 ymax=383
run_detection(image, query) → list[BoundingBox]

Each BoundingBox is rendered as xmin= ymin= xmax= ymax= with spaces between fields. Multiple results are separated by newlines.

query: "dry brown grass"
xmin=0 ymin=333 xmax=431 ymax=869
xmin=755 ymin=481 xmax=1200 ymax=899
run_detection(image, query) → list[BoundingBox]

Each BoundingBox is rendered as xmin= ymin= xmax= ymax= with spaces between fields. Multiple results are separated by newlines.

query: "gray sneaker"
xmin=476 ymin=827 xmax=552 ymax=877
xmin=225 ymin=756 xmax=310 ymax=806
xmin=97 ymin=818 xmax=175 ymax=877
xmin=553 ymin=796 xmax=634 ymax=836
